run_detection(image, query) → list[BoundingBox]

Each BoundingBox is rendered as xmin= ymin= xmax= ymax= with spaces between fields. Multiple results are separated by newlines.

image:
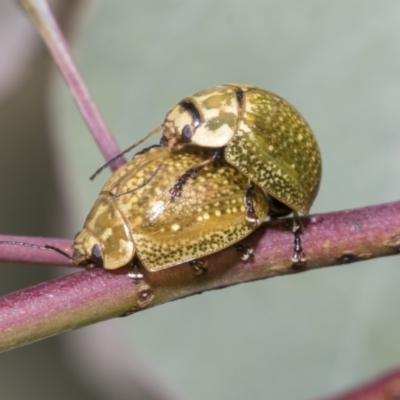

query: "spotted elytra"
xmin=0 ymin=146 xmax=268 ymax=274
xmin=73 ymin=146 xmax=270 ymax=272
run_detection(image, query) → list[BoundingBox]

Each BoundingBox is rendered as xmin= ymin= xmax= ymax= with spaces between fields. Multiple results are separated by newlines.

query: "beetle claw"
xmin=245 ymin=211 xmax=259 ymax=225
xmin=169 ymin=153 xmax=220 ymax=199
xmin=189 ymin=259 xmax=207 ymax=275
xmin=291 ymin=231 xmax=307 ymax=264
xmin=235 ymin=244 xmax=254 ymax=261
xmin=169 ymin=184 xmax=183 ymax=199
xmin=244 ymin=183 xmax=259 ymax=225
xmin=128 ymin=260 xmax=144 ymax=281
xmin=169 ymin=167 xmax=197 ymax=199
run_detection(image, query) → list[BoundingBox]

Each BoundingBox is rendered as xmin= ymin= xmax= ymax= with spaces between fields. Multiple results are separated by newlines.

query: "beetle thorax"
xmin=162 ymin=89 xmax=239 ymax=150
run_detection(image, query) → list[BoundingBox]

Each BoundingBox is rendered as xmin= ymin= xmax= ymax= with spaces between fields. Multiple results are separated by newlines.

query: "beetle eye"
xmin=91 ymin=244 xmax=103 ymax=264
xmin=182 ymin=125 xmax=192 ymax=143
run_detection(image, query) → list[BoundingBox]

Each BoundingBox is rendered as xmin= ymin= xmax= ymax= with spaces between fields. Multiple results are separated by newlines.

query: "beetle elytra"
xmin=74 ymin=146 xmax=270 ymax=271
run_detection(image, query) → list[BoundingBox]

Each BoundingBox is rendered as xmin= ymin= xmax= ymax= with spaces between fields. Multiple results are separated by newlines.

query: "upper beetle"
xmin=161 ymin=84 xmax=321 ymax=217
xmin=90 ymin=84 xmax=322 ymax=262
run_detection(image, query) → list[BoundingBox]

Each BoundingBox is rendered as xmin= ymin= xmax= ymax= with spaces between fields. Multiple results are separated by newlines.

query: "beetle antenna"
xmin=0 ymin=240 xmax=72 ymax=261
xmin=112 ymin=152 xmax=168 ymax=199
xmin=90 ymin=124 xmax=163 ymax=181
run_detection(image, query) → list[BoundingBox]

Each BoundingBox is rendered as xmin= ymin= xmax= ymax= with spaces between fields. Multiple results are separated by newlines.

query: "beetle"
xmin=0 ymin=146 xmax=267 ymax=274
xmin=73 ymin=146 xmax=270 ymax=272
xmin=92 ymin=84 xmax=321 ymax=262
xmin=161 ymin=84 xmax=321 ymax=216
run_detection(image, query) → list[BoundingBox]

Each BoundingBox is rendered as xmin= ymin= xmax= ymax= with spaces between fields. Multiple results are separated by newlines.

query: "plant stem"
xmin=0 ymin=236 xmax=73 ymax=266
xmin=324 ymin=367 xmax=400 ymax=399
xmin=1 ymin=201 xmax=399 ymax=352
xmin=19 ymin=0 xmax=125 ymax=168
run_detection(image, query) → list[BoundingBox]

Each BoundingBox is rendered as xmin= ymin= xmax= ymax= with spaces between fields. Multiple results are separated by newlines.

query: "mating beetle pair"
xmin=1 ymin=84 xmax=321 ymax=273
xmin=77 ymin=84 xmax=321 ymax=271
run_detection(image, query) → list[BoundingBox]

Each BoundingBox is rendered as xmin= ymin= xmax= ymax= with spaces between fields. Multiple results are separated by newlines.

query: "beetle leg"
xmin=244 ymin=182 xmax=259 ymax=225
xmin=169 ymin=165 xmax=202 ymax=198
xmin=189 ymin=259 xmax=207 ymax=275
xmin=169 ymin=150 xmax=222 ymax=199
xmin=234 ymin=243 xmax=254 ymax=261
xmin=127 ymin=258 xmax=144 ymax=281
xmin=291 ymin=211 xmax=307 ymax=264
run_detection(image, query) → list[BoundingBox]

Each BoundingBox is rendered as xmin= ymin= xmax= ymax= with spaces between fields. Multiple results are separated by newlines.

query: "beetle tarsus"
xmin=291 ymin=212 xmax=307 ymax=264
xmin=189 ymin=259 xmax=207 ymax=275
xmin=244 ymin=183 xmax=259 ymax=225
xmin=235 ymin=244 xmax=254 ymax=261
xmin=291 ymin=232 xmax=306 ymax=264
xmin=169 ymin=172 xmax=194 ymax=199
xmin=169 ymin=151 xmax=221 ymax=199
xmin=128 ymin=260 xmax=144 ymax=281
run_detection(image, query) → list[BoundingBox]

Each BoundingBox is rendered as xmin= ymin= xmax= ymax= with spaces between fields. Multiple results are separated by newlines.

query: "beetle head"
xmin=162 ymin=87 xmax=240 ymax=150
xmin=72 ymin=225 xmax=135 ymax=270
xmin=72 ymin=229 xmax=104 ymax=267
xmin=162 ymin=100 xmax=199 ymax=150
xmin=73 ymin=196 xmax=136 ymax=270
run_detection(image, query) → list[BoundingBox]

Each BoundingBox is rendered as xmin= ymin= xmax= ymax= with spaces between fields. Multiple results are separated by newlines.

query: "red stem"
xmin=324 ymin=368 xmax=400 ymax=400
xmin=0 ymin=201 xmax=400 ymax=352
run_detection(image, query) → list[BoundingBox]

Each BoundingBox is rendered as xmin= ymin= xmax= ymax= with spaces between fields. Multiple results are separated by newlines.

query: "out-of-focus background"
xmin=1 ymin=1 xmax=400 ymax=399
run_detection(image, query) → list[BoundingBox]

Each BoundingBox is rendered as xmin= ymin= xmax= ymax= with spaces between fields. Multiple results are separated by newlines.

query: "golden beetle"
xmin=99 ymin=84 xmax=321 ymax=219
xmin=163 ymin=84 xmax=321 ymax=215
xmin=74 ymin=146 xmax=269 ymax=271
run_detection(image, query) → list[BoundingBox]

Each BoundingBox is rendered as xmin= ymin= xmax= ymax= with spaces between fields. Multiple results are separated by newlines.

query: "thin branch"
xmin=19 ymin=0 xmax=125 ymax=168
xmin=324 ymin=367 xmax=400 ymax=399
xmin=1 ymin=201 xmax=399 ymax=352
xmin=0 ymin=236 xmax=73 ymax=266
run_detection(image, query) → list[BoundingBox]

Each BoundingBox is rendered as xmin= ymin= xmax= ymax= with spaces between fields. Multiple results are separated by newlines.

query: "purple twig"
xmin=324 ymin=368 xmax=400 ymax=399
xmin=19 ymin=0 xmax=126 ymax=168
xmin=1 ymin=201 xmax=400 ymax=352
xmin=0 ymin=236 xmax=73 ymax=266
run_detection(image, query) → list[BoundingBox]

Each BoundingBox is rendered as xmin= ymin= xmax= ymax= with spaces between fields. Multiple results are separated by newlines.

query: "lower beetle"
xmin=161 ymin=84 xmax=321 ymax=217
xmin=74 ymin=146 xmax=270 ymax=271
xmin=1 ymin=146 xmax=269 ymax=272
xmin=22 ymin=147 xmax=269 ymax=271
